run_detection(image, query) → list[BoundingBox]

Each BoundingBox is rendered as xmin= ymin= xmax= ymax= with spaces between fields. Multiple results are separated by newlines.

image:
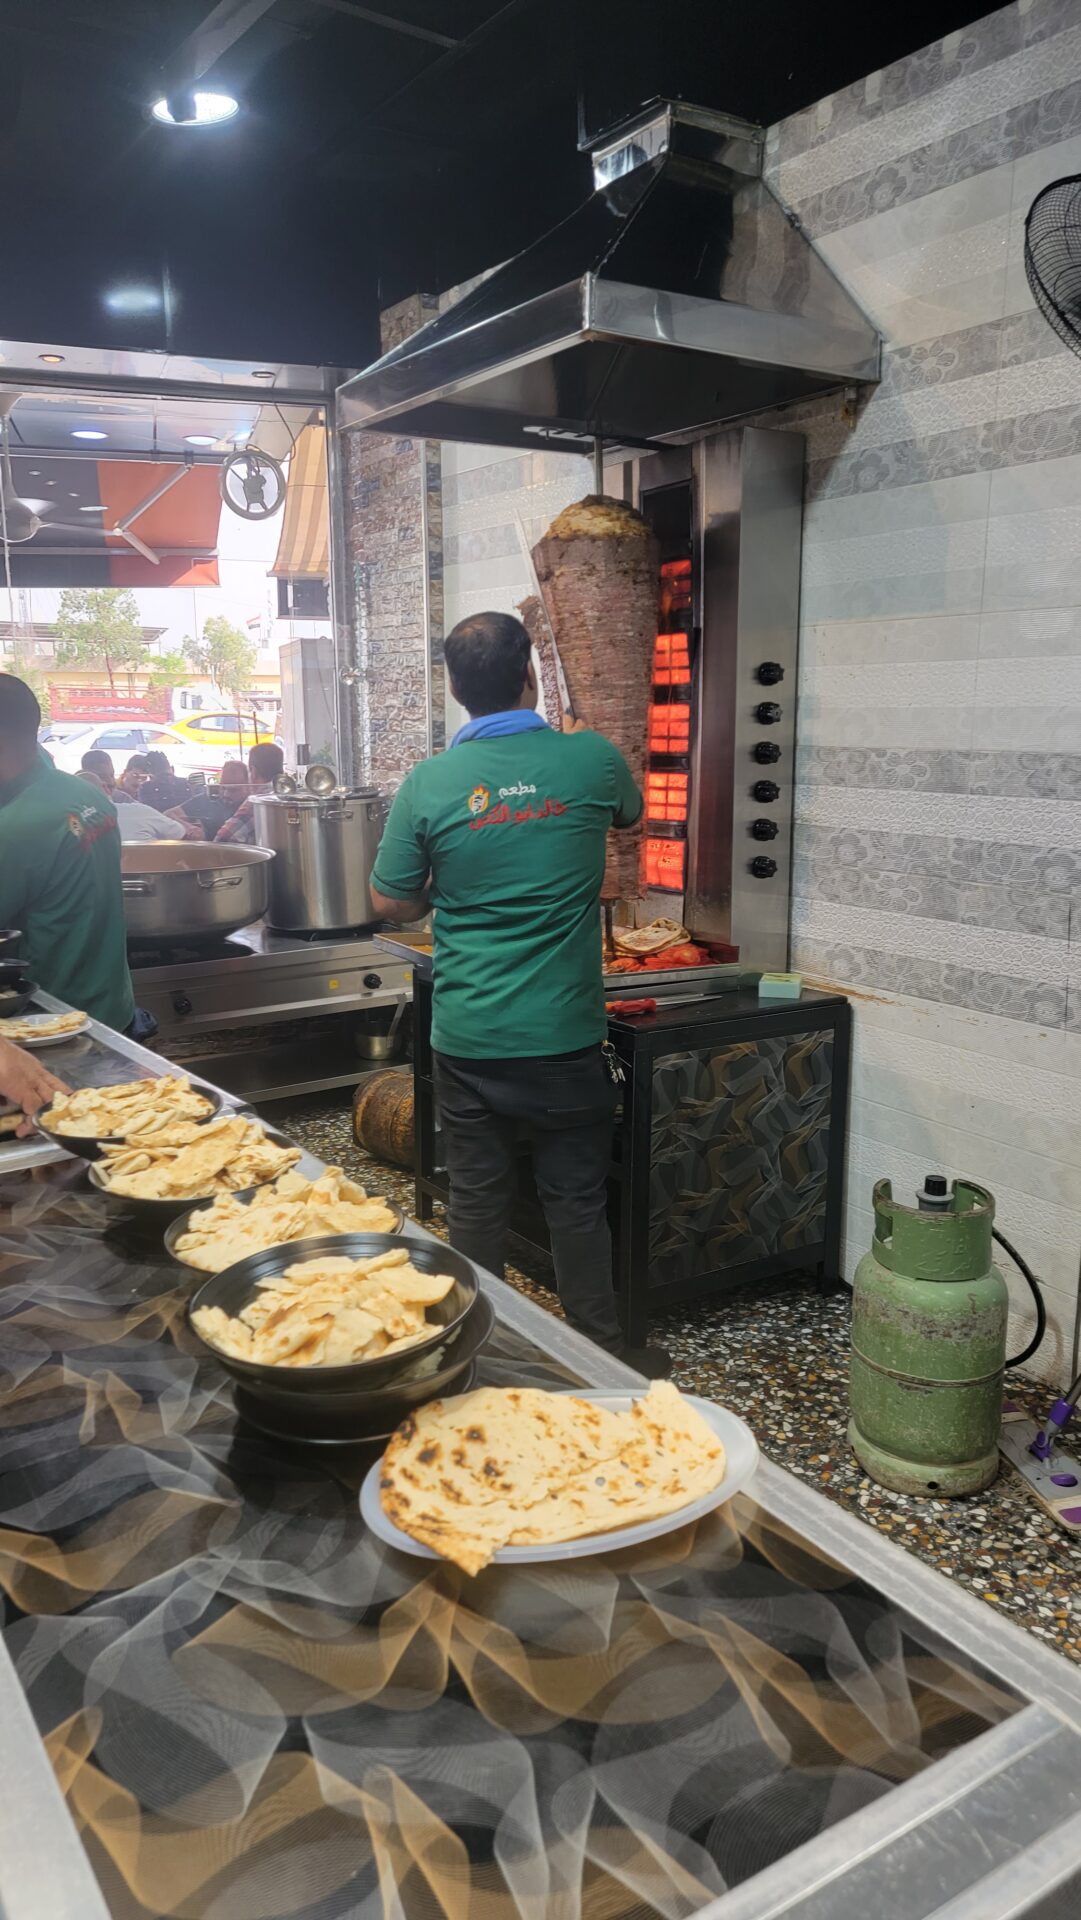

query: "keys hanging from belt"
xmin=601 ymin=1041 xmax=625 ymax=1086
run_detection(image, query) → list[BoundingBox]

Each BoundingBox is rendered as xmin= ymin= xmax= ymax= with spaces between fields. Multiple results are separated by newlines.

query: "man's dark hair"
xmin=81 ymin=749 xmax=114 ymax=779
xmin=445 ymin=612 xmax=531 ymax=716
xmin=249 ymin=742 xmax=284 ymax=781
xmin=144 ymin=749 xmax=172 ymax=776
xmin=125 ymin=754 xmax=151 ymax=775
xmin=0 ymin=673 xmax=41 ymax=740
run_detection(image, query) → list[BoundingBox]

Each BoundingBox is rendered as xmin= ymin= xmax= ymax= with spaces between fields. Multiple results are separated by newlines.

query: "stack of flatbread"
xmin=46 ymin=1075 xmax=214 ymax=1138
xmin=173 ymin=1166 xmax=399 ymax=1271
xmin=2 ymin=1009 xmax=86 ymax=1042
xmin=192 ymin=1245 xmax=454 ymax=1368
xmin=95 ymin=1114 xmax=300 ymax=1201
xmin=380 ymin=1381 xmax=726 ymax=1574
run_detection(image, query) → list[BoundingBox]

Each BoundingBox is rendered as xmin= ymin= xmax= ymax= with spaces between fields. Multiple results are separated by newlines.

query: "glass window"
xmin=96 ymin=729 xmax=144 ymax=750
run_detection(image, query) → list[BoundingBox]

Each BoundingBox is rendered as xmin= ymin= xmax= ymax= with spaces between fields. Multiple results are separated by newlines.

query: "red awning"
xmin=99 ymin=464 xmax=222 ymax=587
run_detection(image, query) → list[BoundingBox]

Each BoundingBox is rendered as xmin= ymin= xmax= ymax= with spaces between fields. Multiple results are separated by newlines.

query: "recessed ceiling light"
xmin=68 ymin=491 xmax=79 ymax=498
xmin=72 ymin=429 xmax=107 ymax=441
xmin=184 ymin=434 xmax=216 ymax=447
xmin=28 ymin=469 xmax=40 ymax=477
xmin=79 ymin=505 xmax=105 ymax=513
xmin=151 ymin=91 xmax=239 ymax=128
xmin=104 ymin=286 xmax=162 ymax=315
xmin=38 ymin=353 xmax=65 ymax=365
xmin=251 ymin=369 xmax=275 ymax=380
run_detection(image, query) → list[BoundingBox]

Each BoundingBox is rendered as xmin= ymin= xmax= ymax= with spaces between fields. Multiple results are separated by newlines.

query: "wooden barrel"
xmin=352 ymin=1071 xmax=415 ymax=1168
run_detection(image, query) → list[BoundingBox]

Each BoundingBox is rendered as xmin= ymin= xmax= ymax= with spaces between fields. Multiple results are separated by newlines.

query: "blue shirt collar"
xmin=451 ymin=709 xmax=549 ymax=747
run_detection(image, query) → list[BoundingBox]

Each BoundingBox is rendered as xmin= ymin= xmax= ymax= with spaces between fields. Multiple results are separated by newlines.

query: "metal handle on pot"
xmin=196 ymin=871 xmax=244 ymax=891
xmin=322 ymin=802 xmax=354 ymax=822
xmin=122 ymin=879 xmax=155 ymax=897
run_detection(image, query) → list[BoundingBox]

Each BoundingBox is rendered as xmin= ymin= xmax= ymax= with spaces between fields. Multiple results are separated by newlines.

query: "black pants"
xmin=433 ymin=1046 xmax=622 ymax=1346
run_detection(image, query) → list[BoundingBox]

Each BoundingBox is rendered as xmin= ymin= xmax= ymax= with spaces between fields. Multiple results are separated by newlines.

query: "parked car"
xmin=46 ymin=722 xmax=216 ymax=778
xmin=169 ymin=711 xmax=277 ymax=757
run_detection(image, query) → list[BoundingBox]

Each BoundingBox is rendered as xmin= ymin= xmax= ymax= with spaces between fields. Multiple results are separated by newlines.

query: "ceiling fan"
xmin=0 ymin=391 xmax=187 ymax=566
xmin=0 ymin=395 xmax=53 ymax=544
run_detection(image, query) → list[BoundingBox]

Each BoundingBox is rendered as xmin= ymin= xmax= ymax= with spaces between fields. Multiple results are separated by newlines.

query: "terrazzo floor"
xmin=270 ymin=1089 xmax=1081 ymax=1667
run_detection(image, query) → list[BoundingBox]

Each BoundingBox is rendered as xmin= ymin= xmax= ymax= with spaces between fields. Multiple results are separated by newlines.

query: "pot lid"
xmin=251 ymin=787 xmax=381 ymax=807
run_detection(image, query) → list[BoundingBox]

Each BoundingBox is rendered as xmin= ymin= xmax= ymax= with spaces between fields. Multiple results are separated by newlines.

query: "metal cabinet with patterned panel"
xmin=413 ymin=972 xmax=850 ymax=1344
xmin=613 ymin=988 xmax=850 ymax=1340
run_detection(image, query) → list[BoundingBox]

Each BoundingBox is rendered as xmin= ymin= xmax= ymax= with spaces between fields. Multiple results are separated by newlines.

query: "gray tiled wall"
xmin=768 ymin=2 xmax=1081 ymax=1366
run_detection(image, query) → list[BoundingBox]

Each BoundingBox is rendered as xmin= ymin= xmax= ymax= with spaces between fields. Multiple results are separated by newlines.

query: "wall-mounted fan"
xmin=1024 ymin=175 xmax=1081 ymax=356
xmin=0 ymin=395 xmax=52 ymax=544
xmin=220 ymin=446 xmax=286 ymax=520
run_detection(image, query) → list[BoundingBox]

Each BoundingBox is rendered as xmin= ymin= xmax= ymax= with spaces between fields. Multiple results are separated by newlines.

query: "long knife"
xmin=514 ymin=512 xmax=575 ymax=724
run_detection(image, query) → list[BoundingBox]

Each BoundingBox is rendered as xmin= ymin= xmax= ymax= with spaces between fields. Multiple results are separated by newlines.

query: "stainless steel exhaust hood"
xmin=338 ymin=101 xmax=880 ymax=451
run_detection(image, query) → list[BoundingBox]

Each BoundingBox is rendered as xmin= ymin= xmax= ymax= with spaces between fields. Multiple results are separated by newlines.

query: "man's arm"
xmin=369 ymin=883 xmax=431 ymax=924
xmin=369 ymin=775 xmax=431 ymax=924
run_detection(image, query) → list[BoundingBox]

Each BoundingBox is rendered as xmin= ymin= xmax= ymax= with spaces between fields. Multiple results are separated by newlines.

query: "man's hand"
xmin=0 ymin=1037 xmax=69 ymax=1135
xmin=563 ymin=715 xmax=591 ymax=734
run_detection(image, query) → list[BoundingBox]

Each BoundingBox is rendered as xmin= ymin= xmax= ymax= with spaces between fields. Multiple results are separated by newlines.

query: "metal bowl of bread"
xmin=36 ymin=1074 xmax=224 ymax=1162
xmin=86 ymin=1113 xmax=302 ymax=1219
xmin=187 ymin=1234 xmax=481 ymax=1403
xmin=0 ymin=976 xmax=36 ymax=1020
xmin=165 ymin=1167 xmax=404 ymax=1272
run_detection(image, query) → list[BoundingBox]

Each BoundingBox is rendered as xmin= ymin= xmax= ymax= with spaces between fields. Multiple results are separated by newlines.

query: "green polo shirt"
xmin=0 ymin=755 xmax=135 ymax=1033
xmin=371 ymin=726 xmax=642 ymax=1058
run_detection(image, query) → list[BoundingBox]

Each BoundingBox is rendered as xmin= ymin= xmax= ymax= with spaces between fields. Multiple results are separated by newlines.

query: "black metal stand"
xmin=412 ymin=974 xmax=851 ymax=1344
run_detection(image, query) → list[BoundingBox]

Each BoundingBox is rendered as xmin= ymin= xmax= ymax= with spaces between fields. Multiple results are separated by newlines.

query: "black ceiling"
xmin=0 ymin=0 xmax=994 ymax=371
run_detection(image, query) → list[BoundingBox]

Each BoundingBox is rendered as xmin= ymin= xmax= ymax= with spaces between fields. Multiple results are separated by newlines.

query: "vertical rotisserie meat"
xmin=532 ymin=496 xmax=658 ymax=902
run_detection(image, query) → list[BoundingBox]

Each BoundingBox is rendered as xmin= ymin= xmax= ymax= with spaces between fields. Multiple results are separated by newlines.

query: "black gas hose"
xmin=992 ymin=1226 xmax=1047 ymax=1368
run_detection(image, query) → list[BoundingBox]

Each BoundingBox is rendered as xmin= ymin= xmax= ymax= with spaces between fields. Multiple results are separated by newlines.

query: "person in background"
xmin=214 ymin=742 xmax=284 ymax=845
xmin=140 ymin=750 xmax=190 ymax=813
xmin=0 ymin=1034 xmax=67 ymax=1136
xmin=118 ymin=753 xmax=151 ymax=800
xmin=369 ymin=611 xmax=668 ymax=1376
xmin=0 ymin=674 xmax=136 ymax=1033
xmin=78 ymin=769 xmax=198 ymax=842
xmin=168 ymin=760 xmax=248 ymax=840
xmin=81 ymin=748 xmax=131 ymax=803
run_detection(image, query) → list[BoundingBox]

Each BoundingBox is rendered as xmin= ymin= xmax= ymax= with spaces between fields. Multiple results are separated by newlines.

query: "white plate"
xmin=1 ymin=1012 xmax=89 ymax=1048
xmin=359 ymin=1390 xmax=760 ymax=1567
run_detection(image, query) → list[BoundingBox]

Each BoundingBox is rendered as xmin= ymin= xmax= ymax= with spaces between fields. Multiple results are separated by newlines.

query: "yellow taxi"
xmin=169 ymin=712 xmax=277 ymax=757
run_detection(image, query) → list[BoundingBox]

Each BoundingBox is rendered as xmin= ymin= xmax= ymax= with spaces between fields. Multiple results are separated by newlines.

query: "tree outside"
xmin=146 ymin=650 xmax=191 ymax=693
xmin=53 ymin=588 xmax=147 ymax=695
xmin=185 ymin=616 xmax=259 ymax=748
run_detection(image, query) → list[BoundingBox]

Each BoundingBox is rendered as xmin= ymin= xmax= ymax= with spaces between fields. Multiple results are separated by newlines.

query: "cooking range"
xmin=130 ymin=921 xmax=411 ymax=1102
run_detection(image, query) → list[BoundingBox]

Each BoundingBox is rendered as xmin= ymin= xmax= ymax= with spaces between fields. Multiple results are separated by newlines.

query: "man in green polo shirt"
xmin=370 ymin=611 xmax=669 ymax=1375
xmin=0 ymin=675 xmax=136 ymax=1034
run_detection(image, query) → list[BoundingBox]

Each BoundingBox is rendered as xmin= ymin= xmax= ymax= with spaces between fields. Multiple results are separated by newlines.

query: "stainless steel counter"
xmin=0 ymin=1032 xmax=1080 ymax=1918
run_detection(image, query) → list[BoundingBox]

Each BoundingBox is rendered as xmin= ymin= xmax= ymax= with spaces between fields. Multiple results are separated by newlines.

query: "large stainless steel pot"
xmin=252 ymin=788 xmax=385 ymax=932
xmin=121 ymin=844 xmax=274 ymax=942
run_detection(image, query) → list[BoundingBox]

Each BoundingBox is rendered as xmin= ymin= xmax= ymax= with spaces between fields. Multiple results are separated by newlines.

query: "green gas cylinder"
xmin=849 ymin=1175 xmax=1010 ymax=1497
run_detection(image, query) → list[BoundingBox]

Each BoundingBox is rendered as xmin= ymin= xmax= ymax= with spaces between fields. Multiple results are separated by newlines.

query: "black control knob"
xmin=755 ymin=701 xmax=783 ymax=725
xmin=750 ymin=855 xmax=778 ymax=879
xmin=756 ymin=661 xmax=784 ymax=685
xmin=751 ymin=817 xmax=779 ymax=840
xmin=363 ymin=972 xmax=383 ymax=989
xmin=171 ymin=992 xmax=193 ymax=1017
xmin=753 ymin=740 xmax=781 ymax=765
xmin=753 ymin=779 xmax=780 ymax=804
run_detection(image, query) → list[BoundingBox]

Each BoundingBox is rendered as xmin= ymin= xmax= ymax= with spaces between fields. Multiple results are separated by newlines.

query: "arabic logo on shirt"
xmin=467 ymin=784 xmax=490 ymax=818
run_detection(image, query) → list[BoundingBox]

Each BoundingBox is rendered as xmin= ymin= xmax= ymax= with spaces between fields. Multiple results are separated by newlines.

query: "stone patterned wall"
xmin=766 ymin=0 xmax=1081 ymax=1382
xmin=441 ymin=441 xmax=592 ymax=737
xmin=344 ymin=292 xmax=443 ymax=793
